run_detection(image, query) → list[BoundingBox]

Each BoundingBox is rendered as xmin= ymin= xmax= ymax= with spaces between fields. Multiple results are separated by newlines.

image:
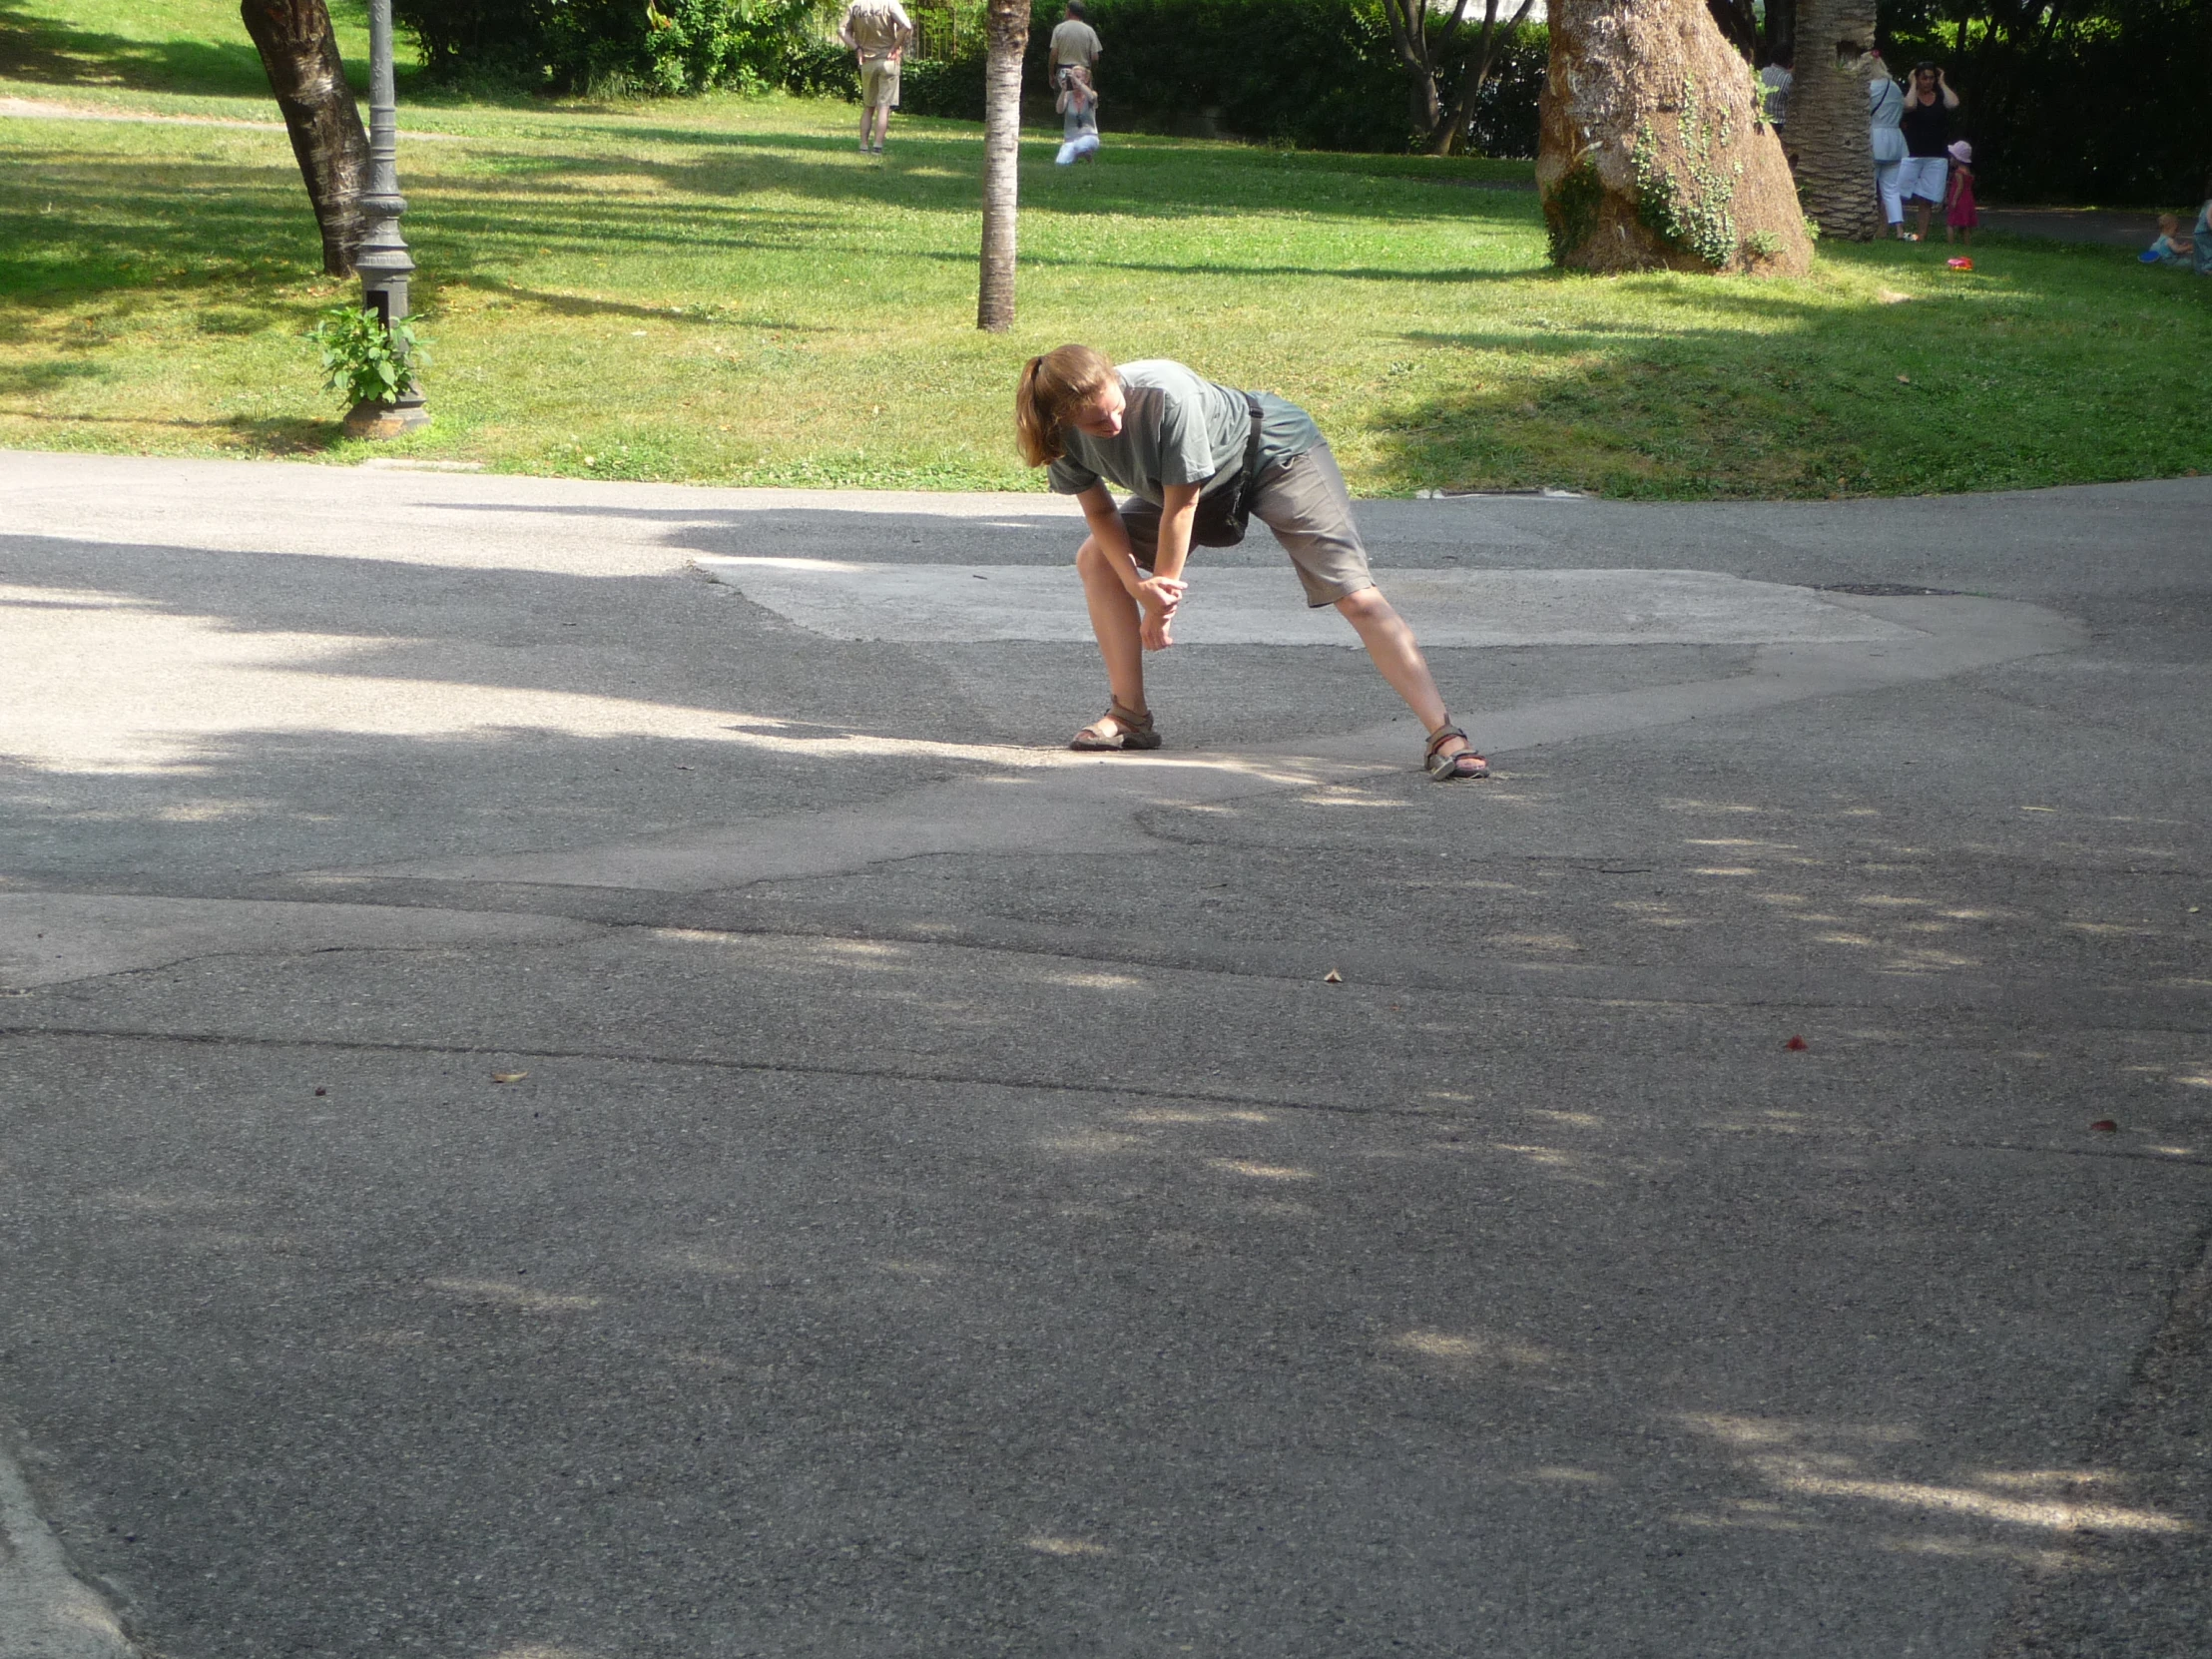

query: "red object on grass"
xmin=1946 ymin=257 xmax=1973 ymax=271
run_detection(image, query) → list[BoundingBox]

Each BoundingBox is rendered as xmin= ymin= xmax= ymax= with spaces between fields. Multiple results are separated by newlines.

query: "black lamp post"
xmin=345 ymin=0 xmax=428 ymax=437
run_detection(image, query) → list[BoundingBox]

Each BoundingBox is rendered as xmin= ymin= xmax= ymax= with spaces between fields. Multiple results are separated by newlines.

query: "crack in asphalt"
xmin=5 ymin=1025 xmax=2211 ymax=1166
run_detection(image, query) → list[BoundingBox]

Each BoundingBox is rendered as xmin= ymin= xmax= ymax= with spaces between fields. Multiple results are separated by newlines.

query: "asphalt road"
xmin=2 ymin=452 xmax=2207 ymax=1659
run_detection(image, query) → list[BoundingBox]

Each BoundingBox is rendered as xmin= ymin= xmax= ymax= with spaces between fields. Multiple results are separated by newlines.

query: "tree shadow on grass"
xmin=404 ymin=115 xmax=1544 ymax=232
xmin=1367 ymin=259 xmax=2212 ymax=499
xmin=0 ymin=408 xmax=336 ymax=452
xmin=0 ymin=1 xmax=281 ymax=100
xmin=1 ymin=150 xmax=1547 ymax=313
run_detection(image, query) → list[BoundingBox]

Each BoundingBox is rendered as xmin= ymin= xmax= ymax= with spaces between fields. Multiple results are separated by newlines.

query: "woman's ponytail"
xmin=1014 ymin=343 xmax=1115 ymax=467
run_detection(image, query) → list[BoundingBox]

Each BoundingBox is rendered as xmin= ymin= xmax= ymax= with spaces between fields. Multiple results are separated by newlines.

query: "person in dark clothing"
xmin=1898 ymin=63 xmax=1959 ymax=244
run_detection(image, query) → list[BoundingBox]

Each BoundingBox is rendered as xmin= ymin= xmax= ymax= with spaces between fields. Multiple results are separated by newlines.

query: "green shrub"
xmin=1023 ymin=0 xmax=1544 ymax=156
xmin=309 ymin=305 xmax=428 ymax=407
xmin=397 ymin=0 xmax=839 ymax=95
xmin=395 ymin=0 xmax=1548 ymax=160
xmin=1881 ymin=0 xmax=2211 ymax=206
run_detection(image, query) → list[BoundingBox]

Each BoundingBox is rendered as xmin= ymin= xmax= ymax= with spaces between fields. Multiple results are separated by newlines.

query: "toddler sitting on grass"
xmin=2141 ymin=213 xmax=2196 ymax=267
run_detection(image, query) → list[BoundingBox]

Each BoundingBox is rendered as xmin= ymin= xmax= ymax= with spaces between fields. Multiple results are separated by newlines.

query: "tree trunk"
xmin=241 ymin=0 xmax=370 ymax=276
xmin=1786 ymin=0 xmax=1880 ymax=242
xmin=975 ymin=0 xmax=1028 ymax=332
xmin=1381 ymin=0 xmax=1451 ymax=149
xmin=1429 ymin=0 xmax=1536 ymax=157
xmin=1537 ymin=0 xmax=1813 ymax=276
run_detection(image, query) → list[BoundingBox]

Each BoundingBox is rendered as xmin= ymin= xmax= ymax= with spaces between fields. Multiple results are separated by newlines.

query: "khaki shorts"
xmin=860 ymin=57 xmax=900 ymax=108
xmin=1117 ymin=441 xmax=1375 ymax=608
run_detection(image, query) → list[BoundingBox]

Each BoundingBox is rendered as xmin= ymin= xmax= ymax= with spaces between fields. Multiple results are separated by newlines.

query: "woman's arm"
xmin=1148 ymin=483 xmax=1201 ymax=585
xmin=1136 ymin=483 xmax=1200 ymax=650
xmin=1076 ymin=484 xmax=1143 ymax=590
xmin=1938 ymin=70 xmax=1959 ymax=109
xmin=1076 ymin=484 xmax=1186 ymax=606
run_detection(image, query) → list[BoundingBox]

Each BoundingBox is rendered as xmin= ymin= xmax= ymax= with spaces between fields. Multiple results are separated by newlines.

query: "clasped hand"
xmin=1135 ymin=575 xmax=1186 ymax=652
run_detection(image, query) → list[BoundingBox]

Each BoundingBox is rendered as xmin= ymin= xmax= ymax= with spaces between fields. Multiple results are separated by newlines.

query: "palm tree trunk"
xmin=241 ymin=0 xmax=370 ymax=276
xmin=1787 ymin=0 xmax=1880 ymax=241
xmin=975 ymin=0 xmax=1029 ymax=333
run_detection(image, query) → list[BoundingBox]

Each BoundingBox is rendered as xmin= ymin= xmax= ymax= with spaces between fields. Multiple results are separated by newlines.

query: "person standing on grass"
xmin=1014 ymin=346 xmax=1490 ymax=781
xmin=838 ymin=0 xmax=913 ymax=155
xmin=1865 ymin=49 xmax=1910 ymax=239
xmin=1943 ymin=140 xmax=1977 ymax=246
xmin=1046 ymin=0 xmax=1102 ymax=94
xmin=1898 ymin=62 xmax=1959 ymax=243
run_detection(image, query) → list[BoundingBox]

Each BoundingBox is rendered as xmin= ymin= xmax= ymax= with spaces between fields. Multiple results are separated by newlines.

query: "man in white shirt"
xmin=838 ymin=0 xmax=913 ymax=156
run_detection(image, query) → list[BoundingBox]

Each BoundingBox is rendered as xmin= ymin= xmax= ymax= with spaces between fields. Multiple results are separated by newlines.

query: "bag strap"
xmin=1232 ymin=392 xmax=1265 ymax=531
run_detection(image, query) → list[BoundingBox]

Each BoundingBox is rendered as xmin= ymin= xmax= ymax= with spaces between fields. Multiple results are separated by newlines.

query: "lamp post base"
xmin=343 ymin=398 xmax=432 ymax=440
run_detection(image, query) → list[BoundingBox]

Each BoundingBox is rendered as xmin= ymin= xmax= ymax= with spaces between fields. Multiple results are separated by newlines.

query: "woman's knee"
xmin=1334 ymin=584 xmax=1391 ymax=623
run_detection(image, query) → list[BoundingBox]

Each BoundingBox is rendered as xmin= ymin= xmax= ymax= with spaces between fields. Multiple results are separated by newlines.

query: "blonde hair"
xmin=1016 ymin=344 xmax=1116 ymax=467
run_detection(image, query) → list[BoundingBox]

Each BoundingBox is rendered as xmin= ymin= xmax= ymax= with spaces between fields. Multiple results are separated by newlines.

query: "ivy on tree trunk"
xmin=241 ymin=0 xmax=371 ymax=276
xmin=1537 ymin=0 xmax=1813 ymax=276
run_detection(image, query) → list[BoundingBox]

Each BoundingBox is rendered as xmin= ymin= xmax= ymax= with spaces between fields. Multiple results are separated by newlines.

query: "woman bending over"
xmin=1015 ymin=346 xmax=1488 ymax=780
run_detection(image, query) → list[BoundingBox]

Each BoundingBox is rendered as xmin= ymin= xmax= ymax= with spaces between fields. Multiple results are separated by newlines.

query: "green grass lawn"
xmin=4 ymin=0 xmax=2209 ymax=496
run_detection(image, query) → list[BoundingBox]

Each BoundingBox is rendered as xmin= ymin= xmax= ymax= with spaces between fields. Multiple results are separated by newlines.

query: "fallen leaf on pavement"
xmin=1323 ymin=969 xmax=1343 ymax=984
xmin=1785 ymin=1035 xmax=1809 ymax=1051
xmin=2089 ymin=1119 xmax=2118 ymax=1133
xmin=492 ymin=1071 xmax=530 ymax=1084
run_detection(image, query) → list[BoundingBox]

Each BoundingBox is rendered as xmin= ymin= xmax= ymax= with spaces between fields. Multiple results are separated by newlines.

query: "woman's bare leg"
xmin=1075 ymin=536 xmax=1147 ymax=718
xmin=1335 ymin=587 xmax=1473 ymax=759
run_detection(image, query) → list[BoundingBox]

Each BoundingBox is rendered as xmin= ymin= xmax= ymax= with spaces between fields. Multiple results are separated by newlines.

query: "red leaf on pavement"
xmin=2089 ymin=1119 xmax=2118 ymax=1133
xmin=1784 ymin=1035 xmax=1809 ymax=1051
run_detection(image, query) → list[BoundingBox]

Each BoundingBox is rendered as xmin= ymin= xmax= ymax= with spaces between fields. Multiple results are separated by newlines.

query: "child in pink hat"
xmin=1944 ymin=141 xmax=1978 ymax=245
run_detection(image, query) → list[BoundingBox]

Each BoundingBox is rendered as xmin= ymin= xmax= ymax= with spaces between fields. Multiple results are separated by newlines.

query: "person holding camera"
xmin=1898 ymin=62 xmax=1960 ymax=244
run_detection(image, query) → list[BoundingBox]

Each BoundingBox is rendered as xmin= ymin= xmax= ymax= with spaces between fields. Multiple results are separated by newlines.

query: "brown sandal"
xmin=1425 ymin=724 xmax=1489 ymax=780
xmin=1070 ymin=700 xmax=1162 ymax=752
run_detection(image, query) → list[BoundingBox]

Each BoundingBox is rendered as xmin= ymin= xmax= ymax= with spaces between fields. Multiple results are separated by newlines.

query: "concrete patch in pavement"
xmin=0 ymin=894 xmax=600 ymax=991
xmin=692 ymin=558 xmax=1922 ymax=647
xmin=367 ymin=591 xmax=2077 ymax=894
xmin=0 ymin=1437 xmax=136 ymax=1659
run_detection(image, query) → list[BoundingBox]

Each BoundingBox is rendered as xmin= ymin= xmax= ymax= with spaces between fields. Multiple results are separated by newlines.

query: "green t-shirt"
xmin=1046 ymin=359 xmax=1322 ymax=504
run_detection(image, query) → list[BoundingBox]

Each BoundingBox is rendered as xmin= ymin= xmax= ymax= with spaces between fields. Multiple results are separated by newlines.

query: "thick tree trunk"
xmin=975 ymin=0 xmax=1028 ymax=332
xmin=1537 ymin=0 xmax=1813 ymax=276
xmin=1787 ymin=0 xmax=1880 ymax=242
xmin=241 ymin=0 xmax=370 ymax=276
